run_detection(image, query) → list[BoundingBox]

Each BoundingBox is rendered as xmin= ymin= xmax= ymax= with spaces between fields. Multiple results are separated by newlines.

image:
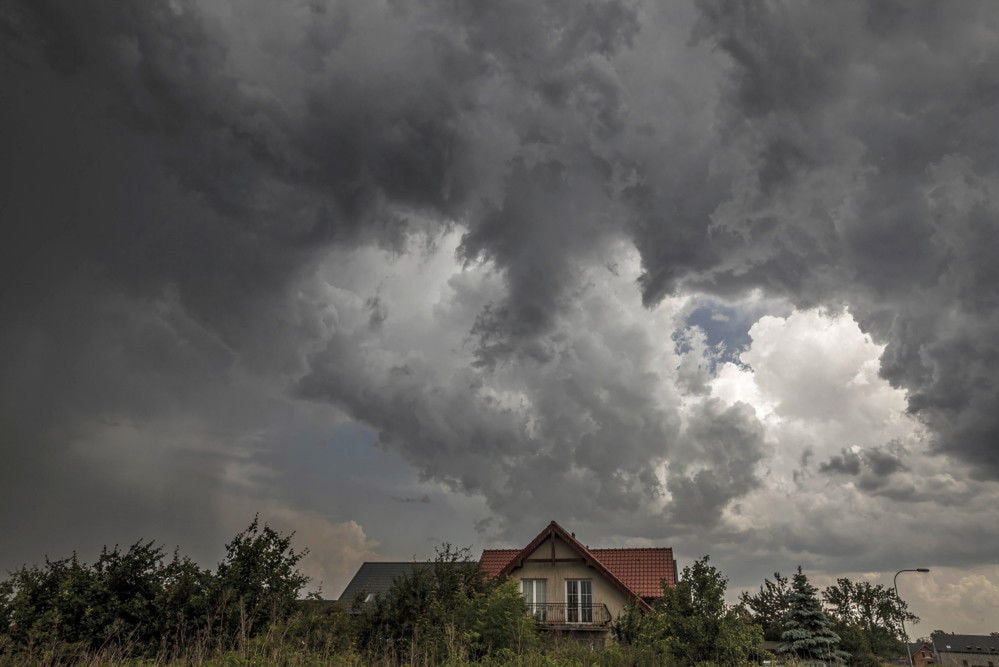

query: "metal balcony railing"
xmin=526 ymin=602 xmax=612 ymax=626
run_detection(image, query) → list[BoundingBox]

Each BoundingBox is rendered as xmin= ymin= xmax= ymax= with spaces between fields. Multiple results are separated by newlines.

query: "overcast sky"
xmin=3 ymin=0 xmax=999 ymax=636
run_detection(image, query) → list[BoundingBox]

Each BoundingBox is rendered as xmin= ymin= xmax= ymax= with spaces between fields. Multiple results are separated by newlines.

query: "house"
xmin=338 ymin=561 xmax=432 ymax=608
xmin=929 ymin=632 xmax=999 ymax=667
xmin=479 ymin=520 xmax=677 ymax=639
xmin=909 ymin=640 xmax=936 ymax=666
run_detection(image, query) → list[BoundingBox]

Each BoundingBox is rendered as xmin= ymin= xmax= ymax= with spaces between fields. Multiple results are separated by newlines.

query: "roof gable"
xmin=486 ymin=521 xmax=674 ymax=608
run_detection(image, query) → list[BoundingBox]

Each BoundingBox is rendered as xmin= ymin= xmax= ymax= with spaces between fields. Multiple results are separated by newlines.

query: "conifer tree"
xmin=778 ymin=567 xmax=848 ymax=663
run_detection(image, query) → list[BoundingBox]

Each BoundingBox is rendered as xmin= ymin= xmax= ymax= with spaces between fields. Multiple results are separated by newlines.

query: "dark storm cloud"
xmin=818 ymin=444 xmax=911 ymax=497
xmin=5 ymin=0 xmax=717 ymax=558
xmin=819 ymin=450 xmax=863 ymax=477
xmin=665 ymin=399 xmax=765 ymax=527
xmin=4 ymin=0 xmax=999 ymax=579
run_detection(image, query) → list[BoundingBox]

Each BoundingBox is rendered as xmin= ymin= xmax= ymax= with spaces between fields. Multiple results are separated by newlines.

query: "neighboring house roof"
xmin=931 ymin=632 xmax=999 ymax=655
xmin=479 ymin=549 xmax=521 ymax=578
xmin=479 ymin=520 xmax=676 ymax=608
xmin=338 ymin=561 xmax=431 ymax=603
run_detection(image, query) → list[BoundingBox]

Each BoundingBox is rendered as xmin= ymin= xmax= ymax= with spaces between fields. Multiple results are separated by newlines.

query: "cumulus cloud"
xmin=704 ymin=308 xmax=999 ymax=582
xmin=3 ymin=0 xmax=999 ymax=620
xmin=295 ymin=235 xmax=766 ymax=539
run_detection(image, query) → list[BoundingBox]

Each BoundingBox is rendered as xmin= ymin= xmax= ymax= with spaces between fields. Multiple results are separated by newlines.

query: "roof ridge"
xmin=359 ymin=560 xmax=436 ymax=565
xmin=590 ymin=546 xmax=673 ymax=551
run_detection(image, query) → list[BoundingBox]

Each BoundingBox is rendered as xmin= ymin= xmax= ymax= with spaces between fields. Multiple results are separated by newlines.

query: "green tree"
xmin=616 ymin=555 xmax=765 ymax=665
xmin=740 ymin=571 xmax=792 ymax=640
xmin=210 ymin=515 xmax=311 ymax=644
xmin=779 ymin=567 xmax=848 ymax=663
xmin=823 ymin=577 xmax=918 ymax=664
xmin=468 ymin=578 xmax=537 ymax=657
xmin=0 ymin=517 xmax=312 ymax=659
xmin=354 ymin=543 xmax=536 ymax=662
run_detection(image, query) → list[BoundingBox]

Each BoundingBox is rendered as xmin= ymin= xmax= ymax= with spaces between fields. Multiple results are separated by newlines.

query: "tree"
xmin=740 ymin=571 xmax=793 ymax=641
xmin=353 ymin=543 xmax=536 ymax=662
xmin=211 ymin=516 xmax=311 ymax=643
xmin=468 ymin=578 xmax=537 ymax=657
xmin=823 ymin=578 xmax=918 ymax=664
xmin=616 ymin=555 xmax=765 ymax=665
xmin=779 ymin=567 xmax=848 ymax=663
xmin=0 ymin=517 xmax=312 ymax=659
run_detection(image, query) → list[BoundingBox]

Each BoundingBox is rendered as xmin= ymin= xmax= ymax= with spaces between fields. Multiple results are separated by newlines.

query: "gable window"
xmin=521 ymin=579 xmax=547 ymax=619
xmin=566 ymin=579 xmax=593 ymax=623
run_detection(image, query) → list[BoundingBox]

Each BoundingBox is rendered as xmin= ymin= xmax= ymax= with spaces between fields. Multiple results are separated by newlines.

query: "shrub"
xmin=0 ymin=517 xmax=311 ymax=661
xmin=614 ymin=555 xmax=765 ymax=666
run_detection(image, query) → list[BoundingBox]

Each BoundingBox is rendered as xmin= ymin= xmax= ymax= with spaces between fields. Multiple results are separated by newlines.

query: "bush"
xmin=353 ymin=544 xmax=539 ymax=663
xmin=0 ymin=516 xmax=311 ymax=661
xmin=614 ymin=555 xmax=765 ymax=666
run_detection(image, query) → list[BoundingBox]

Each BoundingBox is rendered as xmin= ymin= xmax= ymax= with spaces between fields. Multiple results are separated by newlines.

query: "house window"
xmin=521 ymin=579 xmax=547 ymax=619
xmin=566 ymin=579 xmax=593 ymax=623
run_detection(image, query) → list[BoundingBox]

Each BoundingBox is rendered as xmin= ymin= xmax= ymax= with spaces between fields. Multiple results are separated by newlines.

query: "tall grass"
xmin=0 ymin=631 xmax=676 ymax=667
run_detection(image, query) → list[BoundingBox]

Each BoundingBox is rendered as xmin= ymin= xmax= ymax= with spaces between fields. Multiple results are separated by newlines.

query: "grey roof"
xmin=931 ymin=632 xmax=999 ymax=655
xmin=338 ymin=561 xmax=431 ymax=604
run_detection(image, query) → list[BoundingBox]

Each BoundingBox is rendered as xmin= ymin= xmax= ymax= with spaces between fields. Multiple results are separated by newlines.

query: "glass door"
xmin=565 ymin=579 xmax=592 ymax=623
xmin=521 ymin=579 xmax=547 ymax=620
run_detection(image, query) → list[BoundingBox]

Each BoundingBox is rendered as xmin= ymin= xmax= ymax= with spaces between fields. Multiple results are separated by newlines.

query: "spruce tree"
xmin=778 ymin=567 xmax=848 ymax=663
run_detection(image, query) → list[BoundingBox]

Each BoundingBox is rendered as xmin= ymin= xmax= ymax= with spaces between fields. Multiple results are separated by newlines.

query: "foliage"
xmin=823 ymin=577 xmax=917 ymax=664
xmin=0 ymin=516 xmax=311 ymax=660
xmin=739 ymin=570 xmax=792 ymax=641
xmin=353 ymin=543 xmax=538 ymax=662
xmin=469 ymin=578 xmax=539 ymax=657
xmin=778 ymin=566 xmax=848 ymax=663
xmin=614 ymin=555 xmax=765 ymax=665
xmin=210 ymin=516 xmax=311 ymax=643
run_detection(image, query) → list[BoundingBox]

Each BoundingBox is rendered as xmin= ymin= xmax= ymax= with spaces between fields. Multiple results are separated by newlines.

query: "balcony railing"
xmin=526 ymin=602 xmax=612 ymax=627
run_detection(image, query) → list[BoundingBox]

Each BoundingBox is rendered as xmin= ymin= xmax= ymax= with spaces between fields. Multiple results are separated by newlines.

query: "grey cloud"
xmin=819 ymin=450 xmax=862 ymax=477
xmin=666 ymin=399 xmax=766 ymax=527
xmin=865 ymin=447 xmax=908 ymax=477
xmin=1 ymin=0 xmax=645 ymax=550
xmin=5 ymin=0 xmax=999 ymax=586
xmin=818 ymin=444 xmax=911 ymax=497
xmin=654 ymin=1 xmax=999 ymax=481
xmin=391 ymin=495 xmax=431 ymax=505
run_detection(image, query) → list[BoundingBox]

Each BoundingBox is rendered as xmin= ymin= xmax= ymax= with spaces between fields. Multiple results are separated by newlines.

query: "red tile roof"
xmin=479 ymin=522 xmax=676 ymax=601
xmin=588 ymin=548 xmax=676 ymax=598
xmin=479 ymin=549 xmax=520 ymax=578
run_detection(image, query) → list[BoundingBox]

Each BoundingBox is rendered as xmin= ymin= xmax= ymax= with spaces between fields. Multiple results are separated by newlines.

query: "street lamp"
xmin=895 ymin=568 xmax=930 ymax=667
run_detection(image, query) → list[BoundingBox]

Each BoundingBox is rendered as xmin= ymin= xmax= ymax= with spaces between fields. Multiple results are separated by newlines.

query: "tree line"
xmin=0 ymin=520 xmax=916 ymax=665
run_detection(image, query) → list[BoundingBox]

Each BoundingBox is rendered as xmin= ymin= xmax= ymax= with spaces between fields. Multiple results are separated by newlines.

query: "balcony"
xmin=526 ymin=602 xmax=612 ymax=628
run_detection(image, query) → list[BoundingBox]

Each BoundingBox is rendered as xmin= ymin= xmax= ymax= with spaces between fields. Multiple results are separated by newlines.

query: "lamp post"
xmin=894 ymin=568 xmax=930 ymax=667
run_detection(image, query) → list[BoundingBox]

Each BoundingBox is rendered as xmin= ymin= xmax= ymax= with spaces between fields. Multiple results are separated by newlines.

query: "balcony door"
xmin=565 ymin=579 xmax=592 ymax=623
xmin=521 ymin=579 xmax=546 ymax=620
